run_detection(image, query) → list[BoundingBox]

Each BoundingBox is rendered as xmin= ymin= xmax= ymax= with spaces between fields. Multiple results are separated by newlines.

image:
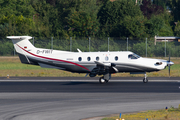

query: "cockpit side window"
xmin=128 ymin=54 xmax=141 ymax=59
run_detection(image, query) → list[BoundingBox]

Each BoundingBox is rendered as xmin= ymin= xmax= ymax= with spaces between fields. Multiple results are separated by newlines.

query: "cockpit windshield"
xmin=128 ymin=53 xmax=141 ymax=59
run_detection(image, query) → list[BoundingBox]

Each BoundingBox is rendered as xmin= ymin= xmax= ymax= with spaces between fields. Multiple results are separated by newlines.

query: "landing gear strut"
xmin=143 ymin=73 xmax=148 ymax=83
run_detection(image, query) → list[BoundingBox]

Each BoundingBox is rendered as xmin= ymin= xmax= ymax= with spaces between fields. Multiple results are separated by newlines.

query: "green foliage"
xmin=145 ymin=15 xmax=164 ymax=37
xmin=98 ymin=0 xmax=145 ymax=37
xmin=31 ymin=0 xmax=58 ymax=37
xmin=0 ymin=14 xmax=34 ymax=36
xmin=153 ymin=0 xmax=167 ymax=8
xmin=158 ymin=12 xmax=174 ymax=36
xmin=168 ymin=0 xmax=180 ymax=22
xmin=174 ymin=21 xmax=180 ymax=36
xmin=0 ymin=41 xmax=14 ymax=55
xmin=144 ymin=13 xmax=174 ymax=37
xmin=66 ymin=0 xmax=100 ymax=37
xmin=120 ymin=15 xmax=146 ymax=38
xmin=0 ymin=0 xmax=178 ymax=38
xmin=0 ymin=0 xmax=35 ymax=18
xmin=0 ymin=0 xmax=35 ymax=36
xmin=159 ymin=24 xmax=174 ymax=36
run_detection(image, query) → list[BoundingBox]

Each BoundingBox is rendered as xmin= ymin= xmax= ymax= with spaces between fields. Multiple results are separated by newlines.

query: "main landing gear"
xmin=143 ymin=73 xmax=148 ymax=83
xmin=99 ymin=77 xmax=109 ymax=83
xmin=99 ymin=73 xmax=149 ymax=83
xmin=99 ymin=73 xmax=111 ymax=84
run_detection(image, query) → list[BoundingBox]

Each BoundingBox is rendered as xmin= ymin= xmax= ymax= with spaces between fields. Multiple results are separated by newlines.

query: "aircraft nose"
xmin=167 ymin=61 xmax=174 ymax=66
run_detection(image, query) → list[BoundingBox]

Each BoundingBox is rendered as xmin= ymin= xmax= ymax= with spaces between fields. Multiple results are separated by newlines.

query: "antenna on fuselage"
xmin=77 ymin=48 xmax=82 ymax=53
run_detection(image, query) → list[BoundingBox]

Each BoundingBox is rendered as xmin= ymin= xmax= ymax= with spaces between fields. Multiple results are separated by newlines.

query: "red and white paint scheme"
xmin=7 ymin=36 xmax=174 ymax=83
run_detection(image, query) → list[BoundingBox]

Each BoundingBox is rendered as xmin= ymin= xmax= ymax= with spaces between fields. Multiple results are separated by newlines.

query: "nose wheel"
xmin=143 ymin=78 xmax=148 ymax=83
xmin=143 ymin=73 xmax=148 ymax=83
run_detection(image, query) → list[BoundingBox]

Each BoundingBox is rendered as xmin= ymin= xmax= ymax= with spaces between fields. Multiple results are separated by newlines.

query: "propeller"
xmin=168 ymin=54 xmax=170 ymax=77
xmin=167 ymin=51 xmax=174 ymax=77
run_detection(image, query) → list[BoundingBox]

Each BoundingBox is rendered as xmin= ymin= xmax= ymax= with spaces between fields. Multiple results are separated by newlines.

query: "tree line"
xmin=0 ymin=0 xmax=180 ymax=39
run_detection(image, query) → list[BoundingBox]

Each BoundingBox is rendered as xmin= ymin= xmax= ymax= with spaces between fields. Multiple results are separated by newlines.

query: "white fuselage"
xmin=7 ymin=36 xmax=175 ymax=83
xmin=7 ymin=36 xmax=173 ymax=81
xmin=19 ymin=46 xmax=168 ymax=73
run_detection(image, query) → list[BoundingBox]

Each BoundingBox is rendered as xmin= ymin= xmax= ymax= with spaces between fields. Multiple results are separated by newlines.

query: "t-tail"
xmin=7 ymin=36 xmax=36 ymax=64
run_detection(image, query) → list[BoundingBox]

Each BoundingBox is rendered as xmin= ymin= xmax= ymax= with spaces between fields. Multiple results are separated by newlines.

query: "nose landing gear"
xmin=143 ymin=73 xmax=148 ymax=83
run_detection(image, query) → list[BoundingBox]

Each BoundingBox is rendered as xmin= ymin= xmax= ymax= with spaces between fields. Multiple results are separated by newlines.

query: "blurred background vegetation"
xmin=1 ymin=0 xmax=180 ymax=56
xmin=1 ymin=0 xmax=180 ymax=38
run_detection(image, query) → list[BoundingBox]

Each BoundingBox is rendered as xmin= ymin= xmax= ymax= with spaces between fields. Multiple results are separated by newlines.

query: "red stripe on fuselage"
xmin=16 ymin=44 xmax=90 ymax=71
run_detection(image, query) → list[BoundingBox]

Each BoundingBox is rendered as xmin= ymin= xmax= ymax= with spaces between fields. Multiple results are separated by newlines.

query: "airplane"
xmin=7 ymin=36 xmax=174 ymax=83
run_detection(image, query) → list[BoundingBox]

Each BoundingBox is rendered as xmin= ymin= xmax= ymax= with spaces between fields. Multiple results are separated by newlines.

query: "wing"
xmin=94 ymin=61 xmax=118 ymax=72
xmin=94 ymin=61 xmax=118 ymax=73
xmin=94 ymin=61 xmax=111 ymax=67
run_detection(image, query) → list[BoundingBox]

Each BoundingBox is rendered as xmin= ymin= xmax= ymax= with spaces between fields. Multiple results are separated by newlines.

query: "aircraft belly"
xmin=28 ymin=56 xmax=92 ymax=73
xmin=60 ymin=64 xmax=95 ymax=73
xmin=55 ymin=64 xmax=84 ymax=72
xmin=117 ymin=67 xmax=144 ymax=72
xmin=116 ymin=64 xmax=158 ymax=72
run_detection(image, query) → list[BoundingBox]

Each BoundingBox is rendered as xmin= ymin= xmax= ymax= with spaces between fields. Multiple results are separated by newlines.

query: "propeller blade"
xmin=168 ymin=64 xmax=170 ymax=77
xmin=168 ymin=50 xmax=172 ymax=77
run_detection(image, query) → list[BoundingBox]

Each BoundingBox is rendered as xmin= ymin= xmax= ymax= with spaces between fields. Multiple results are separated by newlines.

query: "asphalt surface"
xmin=0 ymin=77 xmax=180 ymax=120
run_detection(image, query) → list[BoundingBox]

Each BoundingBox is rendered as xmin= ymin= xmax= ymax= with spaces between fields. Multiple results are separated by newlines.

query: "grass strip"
xmin=102 ymin=105 xmax=180 ymax=120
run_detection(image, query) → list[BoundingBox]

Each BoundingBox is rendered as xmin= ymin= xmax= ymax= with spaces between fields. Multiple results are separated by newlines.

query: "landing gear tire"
xmin=105 ymin=80 xmax=109 ymax=83
xmin=99 ymin=77 xmax=105 ymax=84
xmin=143 ymin=78 xmax=148 ymax=83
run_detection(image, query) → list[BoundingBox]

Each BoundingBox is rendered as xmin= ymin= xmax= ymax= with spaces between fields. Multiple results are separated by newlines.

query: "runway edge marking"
xmin=0 ymin=80 xmax=179 ymax=82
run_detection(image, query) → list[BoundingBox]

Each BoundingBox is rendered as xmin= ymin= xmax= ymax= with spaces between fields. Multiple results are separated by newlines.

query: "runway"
xmin=0 ymin=77 xmax=180 ymax=120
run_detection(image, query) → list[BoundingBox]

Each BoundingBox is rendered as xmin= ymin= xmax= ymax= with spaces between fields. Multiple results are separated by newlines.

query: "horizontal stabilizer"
xmin=7 ymin=36 xmax=32 ymax=40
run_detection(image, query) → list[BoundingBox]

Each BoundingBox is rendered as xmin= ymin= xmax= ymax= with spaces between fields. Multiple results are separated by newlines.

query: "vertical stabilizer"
xmin=7 ymin=36 xmax=35 ymax=64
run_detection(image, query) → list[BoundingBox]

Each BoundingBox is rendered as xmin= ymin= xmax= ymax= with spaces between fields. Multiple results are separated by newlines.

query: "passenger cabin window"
xmin=78 ymin=57 xmax=82 ymax=61
xmin=115 ymin=56 xmax=118 ymax=61
xmin=87 ymin=57 xmax=91 ymax=61
xmin=105 ymin=56 xmax=109 ymax=61
xmin=96 ymin=57 xmax=99 ymax=61
xmin=128 ymin=54 xmax=140 ymax=59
